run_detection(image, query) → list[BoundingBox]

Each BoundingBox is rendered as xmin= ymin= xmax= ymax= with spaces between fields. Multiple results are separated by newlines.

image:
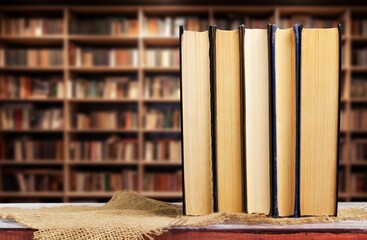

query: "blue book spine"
xmin=294 ymin=24 xmax=301 ymax=218
xmin=270 ymin=24 xmax=278 ymax=217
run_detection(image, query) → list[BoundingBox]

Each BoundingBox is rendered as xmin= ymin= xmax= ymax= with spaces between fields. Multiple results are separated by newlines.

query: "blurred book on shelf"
xmin=144 ymin=171 xmax=182 ymax=191
xmin=69 ymin=45 xmax=138 ymax=67
xmin=0 ymin=75 xmax=64 ymax=99
xmin=0 ymin=138 xmax=64 ymax=161
xmin=70 ymin=17 xmax=138 ymax=36
xmin=3 ymin=48 xmax=63 ymax=67
xmin=279 ymin=15 xmax=339 ymax=28
xmin=352 ymin=19 xmax=367 ymax=36
xmin=351 ymin=172 xmax=367 ymax=193
xmin=144 ymin=49 xmax=179 ymax=67
xmin=144 ymin=105 xmax=180 ymax=129
xmin=144 ymin=138 xmax=181 ymax=162
xmin=71 ymin=110 xmax=138 ymax=130
xmin=352 ymin=140 xmax=367 ymax=162
xmin=351 ymin=108 xmax=367 ymax=130
xmin=70 ymin=169 xmax=138 ymax=192
xmin=70 ymin=135 xmax=138 ymax=162
xmin=0 ymin=104 xmax=63 ymax=130
xmin=143 ymin=16 xmax=207 ymax=36
xmin=3 ymin=17 xmax=63 ymax=36
xmin=352 ymin=47 xmax=367 ymax=66
xmin=69 ymin=77 xmax=138 ymax=99
xmin=144 ymin=76 xmax=180 ymax=99
xmin=351 ymin=79 xmax=367 ymax=98
xmin=4 ymin=170 xmax=63 ymax=192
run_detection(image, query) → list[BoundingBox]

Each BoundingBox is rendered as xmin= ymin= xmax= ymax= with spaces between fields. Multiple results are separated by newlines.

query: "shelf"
xmin=68 ymin=161 xmax=138 ymax=166
xmin=351 ymin=36 xmax=367 ymax=42
xmin=143 ymin=36 xmax=179 ymax=46
xmin=0 ymin=192 xmax=64 ymax=198
xmin=143 ymin=67 xmax=180 ymax=73
xmin=350 ymin=162 xmax=367 ymax=166
xmin=143 ymin=161 xmax=181 ymax=166
xmin=69 ymin=66 xmax=138 ymax=73
xmin=350 ymin=193 xmax=367 ymax=199
xmin=69 ymin=35 xmax=138 ymax=45
xmin=350 ymin=98 xmax=367 ymax=103
xmin=141 ymin=191 xmax=182 ymax=198
xmin=0 ymin=35 xmax=64 ymax=45
xmin=143 ymin=98 xmax=180 ymax=103
xmin=0 ymin=160 xmax=63 ymax=165
xmin=67 ymin=191 xmax=116 ymax=198
xmin=68 ymin=98 xmax=139 ymax=103
xmin=0 ymin=66 xmax=64 ymax=72
xmin=0 ymin=98 xmax=64 ymax=103
xmin=350 ymin=66 xmax=367 ymax=72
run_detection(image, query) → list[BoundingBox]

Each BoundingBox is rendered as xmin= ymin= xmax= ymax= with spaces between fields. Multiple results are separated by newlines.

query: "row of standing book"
xmin=4 ymin=171 xmax=63 ymax=192
xmin=0 ymin=104 xmax=63 ymax=130
xmin=351 ymin=79 xmax=367 ymax=98
xmin=143 ymin=76 xmax=180 ymax=99
xmin=143 ymin=17 xmax=207 ymax=36
xmin=3 ymin=17 xmax=63 ymax=35
xmin=0 ymin=75 xmax=64 ymax=99
xmin=0 ymin=75 xmax=180 ymax=99
xmin=0 ymin=139 xmax=64 ymax=161
xmin=180 ymin=24 xmax=341 ymax=217
xmin=144 ymin=106 xmax=181 ymax=129
xmin=69 ymin=46 xmax=139 ymax=67
xmin=70 ymin=170 xmax=138 ymax=192
xmin=350 ymin=109 xmax=367 ymax=130
xmin=69 ymin=137 xmax=138 ymax=162
xmin=69 ymin=77 xmax=138 ymax=99
xmin=144 ymin=139 xmax=181 ymax=162
xmin=71 ymin=110 xmax=138 ymax=130
xmin=144 ymin=171 xmax=182 ymax=192
xmin=70 ymin=18 xmax=138 ymax=35
xmin=2 ymin=49 xmax=63 ymax=67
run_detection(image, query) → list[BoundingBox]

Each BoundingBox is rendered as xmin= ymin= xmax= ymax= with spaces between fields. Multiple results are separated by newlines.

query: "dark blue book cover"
xmin=271 ymin=24 xmax=300 ymax=218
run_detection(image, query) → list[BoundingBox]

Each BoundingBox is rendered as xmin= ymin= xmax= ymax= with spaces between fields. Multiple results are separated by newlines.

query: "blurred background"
xmin=0 ymin=0 xmax=365 ymax=203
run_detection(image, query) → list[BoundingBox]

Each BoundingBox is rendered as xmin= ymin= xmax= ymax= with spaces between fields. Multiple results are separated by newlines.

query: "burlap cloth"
xmin=0 ymin=191 xmax=366 ymax=240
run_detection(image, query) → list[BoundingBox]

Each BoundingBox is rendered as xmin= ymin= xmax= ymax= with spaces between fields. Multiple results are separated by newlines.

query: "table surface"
xmin=0 ymin=202 xmax=365 ymax=231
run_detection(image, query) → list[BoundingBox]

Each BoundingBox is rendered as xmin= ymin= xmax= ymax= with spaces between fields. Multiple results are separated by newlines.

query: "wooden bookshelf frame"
xmin=0 ymin=6 xmax=366 ymax=202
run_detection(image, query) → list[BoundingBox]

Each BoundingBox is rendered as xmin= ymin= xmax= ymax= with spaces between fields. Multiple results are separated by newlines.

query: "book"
xmin=144 ymin=171 xmax=182 ymax=192
xmin=0 ymin=104 xmax=63 ymax=130
xmin=243 ymin=26 xmax=271 ymax=215
xmin=144 ymin=49 xmax=179 ymax=67
xmin=299 ymin=25 xmax=341 ymax=216
xmin=0 ymin=75 xmax=64 ymax=99
xmin=351 ymin=78 xmax=367 ymax=98
xmin=144 ymin=105 xmax=180 ymax=129
xmin=70 ymin=17 xmax=138 ymax=36
xmin=69 ymin=136 xmax=138 ymax=162
xmin=72 ymin=109 xmax=138 ymax=130
xmin=0 ymin=138 xmax=63 ymax=161
xmin=144 ymin=139 xmax=181 ymax=162
xmin=180 ymin=27 xmax=215 ymax=216
xmin=70 ymin=169 xmax=138 ymax=192
xmin=270 ymin=25 xmax=299 ymax=217
xmin=213 ymin=26 xmax=244 ymax=213
xmin=143 ymin=17 xmax=208 ymax=36
xmin=69 ymin=77 xmax=138 ymax=99
xmin=4 ymin=17 xmax=63 ymax=36
xmin=351 ymin=108 xmax=367 ymax=130
xmin=69 ymin=45 xmax=138 ymax=67
xmin=5 ymin=48 xmax=63 ymax=67
xmin=144 ymin=76 xmax=180 ymax=99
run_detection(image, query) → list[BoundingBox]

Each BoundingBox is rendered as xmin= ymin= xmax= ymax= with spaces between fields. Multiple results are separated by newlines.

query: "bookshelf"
xmin=0 ymin=6 xmax=365 ymax=203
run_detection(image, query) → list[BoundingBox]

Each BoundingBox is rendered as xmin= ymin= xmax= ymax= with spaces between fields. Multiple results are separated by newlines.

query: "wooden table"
xmin=0 ymin=202 xmax=366 ymax=240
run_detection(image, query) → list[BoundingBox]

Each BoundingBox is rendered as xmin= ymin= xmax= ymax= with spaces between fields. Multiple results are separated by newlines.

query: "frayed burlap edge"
xmin=0 ymin=191 xmax=366 ymax=240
